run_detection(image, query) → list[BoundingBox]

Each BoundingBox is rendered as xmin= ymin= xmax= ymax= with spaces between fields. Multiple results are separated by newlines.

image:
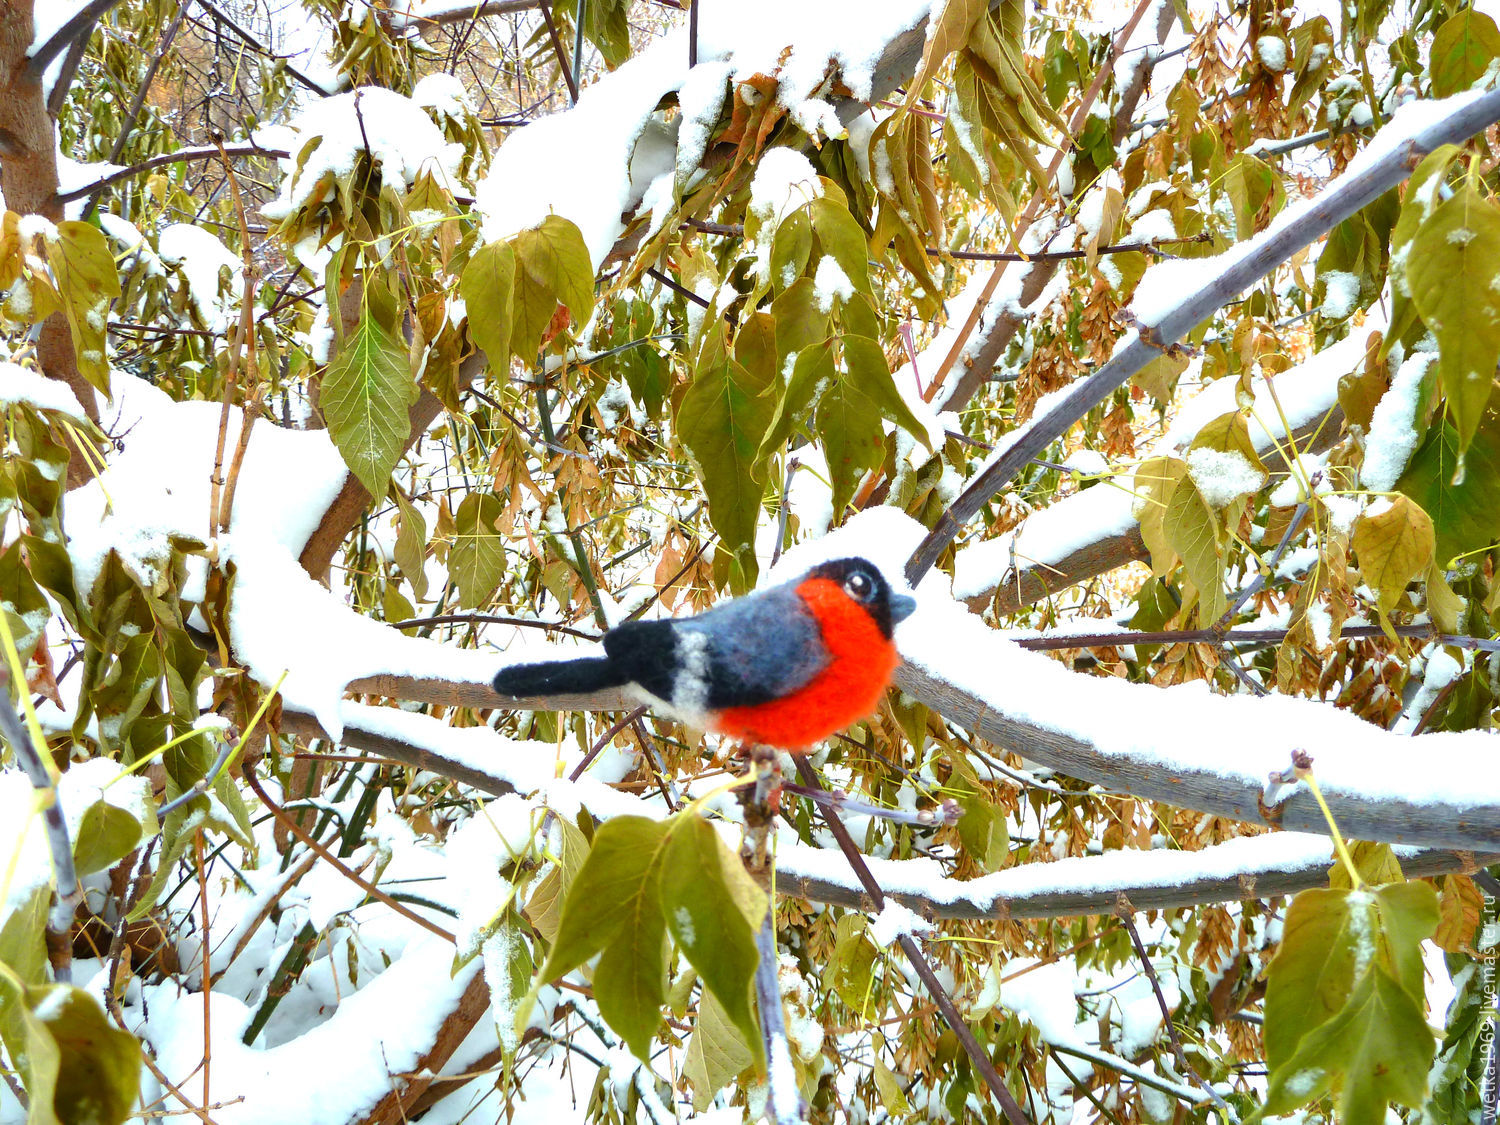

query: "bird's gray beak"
xmin=890 ymin=595 xmax=917 ymax=624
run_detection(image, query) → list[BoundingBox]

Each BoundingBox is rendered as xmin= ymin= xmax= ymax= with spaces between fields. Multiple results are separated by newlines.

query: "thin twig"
xmin=792 ymin=759 xmax=1031 ymax=1125
xmin=191 ymin=0 xmax=328 ymax=92
xmin=537 ymin=0 xmax=578 ymax=102
xmin=755 ymin=908 xmax=806 ymax=1124
xmin=1115 ymin=905 xmax=1231 ymax=1114
xmin=1217 ymin=498 xmax=1310 ymax=627
xmin=242 ymin=769 xmax=456 ymax=943
xmin=388 ymin=612 xmax=597 ymax=639
xmin=1011 ymin=622 xmax=1496 ymax=653
xmin=568 ymin=707 xmax=647 ymax=782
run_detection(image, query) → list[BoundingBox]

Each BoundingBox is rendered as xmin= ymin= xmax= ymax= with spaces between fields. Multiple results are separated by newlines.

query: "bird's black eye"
xmin=843 ymin=570 xmax=875 ymax=601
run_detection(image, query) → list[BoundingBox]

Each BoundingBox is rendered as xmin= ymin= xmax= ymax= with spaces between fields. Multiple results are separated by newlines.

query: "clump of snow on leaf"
xmin=749 ymin=147 xmax=823 ymax=223
xmin=1186 ymin=446 xmax=1266 ymax=508
xmin=1361 ymin=350 xmax=1434 ymax=492
xmin=158 ymin=223 xmax=243 ymax=334
xmin=263 ymin=87 xmax=465 ymax=222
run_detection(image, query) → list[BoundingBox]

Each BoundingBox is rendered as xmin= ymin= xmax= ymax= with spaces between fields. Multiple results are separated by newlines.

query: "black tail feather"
xmin=493 ymin=657 xmax=628 ymax=699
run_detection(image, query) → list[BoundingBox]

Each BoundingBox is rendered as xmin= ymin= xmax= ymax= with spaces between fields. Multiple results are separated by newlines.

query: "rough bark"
xmin=0 ymin=0 xmax=102 ymax=443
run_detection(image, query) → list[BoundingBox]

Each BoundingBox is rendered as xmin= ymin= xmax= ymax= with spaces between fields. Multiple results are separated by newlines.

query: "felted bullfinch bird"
xmin=492 ymin=557 xmax=917 ymax=751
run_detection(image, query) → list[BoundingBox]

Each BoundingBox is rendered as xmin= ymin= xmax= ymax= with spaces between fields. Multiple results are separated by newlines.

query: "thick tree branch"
xmin=25 ymin=0 xmax=123 ymax=80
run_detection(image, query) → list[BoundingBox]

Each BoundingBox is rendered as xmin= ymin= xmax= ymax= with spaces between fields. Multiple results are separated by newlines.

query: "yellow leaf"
xmin=1352 ymin=495 xmax=1434 ymax=627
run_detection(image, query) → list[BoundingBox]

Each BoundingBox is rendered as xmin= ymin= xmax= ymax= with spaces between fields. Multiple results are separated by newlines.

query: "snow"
xmin=158 ymin=223 xmax=244 ymax=334
xmin=476 ymin=0 xmax=936 ymax=268
xmin=1255 ymin=35 xmax=1289 ymax=72
xmin=1185 ymin=446 xmax=1266 ymax=508
xmin=65 ymin=374 xmax=576 ymax=741
xmin=1319 ymin=268 xmax=1360 ymax=318
xmin=749 ymin=147 xmax=823 ymax=224
xmin=1361 ymin=350 xmax=1435 ymax=492
xmin=813 ymin=254 xmax=854 ymax=312
xmin=1133 ymin=85 xmax=1500 ymax=328
xmin=131 ymin=937 xmax=482 ymax=1124
xmin=0 ymin=361 xmax=88 ymax=422
xmin=999 ymin=959 xmax=1084 ymax=1046
xmin=867 ymin=900 xmax=933 ymax=947
xmin=262 ymin=87 xmax=466 ymax=223
xmin=950 ymin=315 xmax=1385 ymax=600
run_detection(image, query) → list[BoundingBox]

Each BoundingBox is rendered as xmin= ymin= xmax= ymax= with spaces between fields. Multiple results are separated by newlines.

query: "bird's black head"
xmin=805 ymin=557 xmax=917 ymax=639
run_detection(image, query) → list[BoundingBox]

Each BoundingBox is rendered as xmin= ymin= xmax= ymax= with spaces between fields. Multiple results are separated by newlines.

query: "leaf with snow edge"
xmin=72 ymin=796 xmax=149 ymax=877
xmin=1384 ymin=145 xmax=1463 ymax=361
xmin=50 ymin=221 xmax=120 ymax=397
xmin=1264 ymin=882 xmax=1437 ymax=1075
xmin=1431 ymin=9 xmax=1500 ymax=98
xmin=1132 ymin=456 xmax=1189 ymax=578
xmin=1352 ymin=494 xmax=1434 ymax=629
xmin=1406 ymin=181 xmax=1500 ymax=467
xmin=1396 ymin=396 xmax=1500 ymax=566
xmin=808 ymin=199 xmax=871 ymax=298
xmin=683 ymin=988 xmax=755 ymax=1111
xmin=758 ymin=339 xmax=831 ymax=462
xmin=1223 ymin=154 xmax=1281 ymax=241
xmin=321 ymin=315 xmax=417 ymax=498
xmin=392 ymin=491 xmax=428 ymax=602
xmin=677 ymin=350 xmax=774 ymax=554
xmin=526 ymin=816 xmax=591 ymax=947
xmin=769 ymin=210 xmax=812 ymax=295
xmin=450 ymin=492 xmax=508 ymax=610
xmin=0 ymin=542 xmax=51 ymax=669
xmin=1261 ymin=967 xmax=1434 ymax=1124
xmin=459 ymin=239 xmax=515 ymax=372
xmin=660 ymin=815 xmax=767 ymax=1070
xmin=1162 ymin=474 xmax=1226 ymax=624
xmin=772 ymin=277 xmax=830 ymax=374
xmin=1315 ymin=189 xmax=1397 ymax=321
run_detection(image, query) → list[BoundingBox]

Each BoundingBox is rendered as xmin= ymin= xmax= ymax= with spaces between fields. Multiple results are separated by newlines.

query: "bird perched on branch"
xmin=492 ymin=557 xmax=917 ymax=751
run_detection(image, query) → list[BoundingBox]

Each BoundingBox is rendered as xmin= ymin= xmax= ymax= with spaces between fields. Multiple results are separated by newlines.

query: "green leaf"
xmin=1262 ymin=968 xmax=1433 ymax=1123
xmin=1352 ymin=494 xmax=1434 ymax=625
xmin=1396 ymin=394 xmax=1500 ymax=566
xmin=392 ymin=492 xmax=429 ymax=602
xmin=449 ymin=492 xmax=507 ymax=610
xmin=759 ymin=339 xmax=832 ymax=461
xmin=1405 ymin=181 xmax=1500 ymax=465
xmin=0 ymin=542 xmax=52 ymax=668
xmin=842 ymin=335 xmax=931 ymax=450
xmin=683 ymin=988 xmax=755 ymax=1111
xmin=660 ymin=816 xmax=767 ymax=1069
xmin=1430 ymin=9 xmax=1500 ymax=97
xmin=321 ymin=315 xmax=417 ymax=498
xmin=536 ymin=816 xmax=672 ymax=990
xmin=816 ymin=374 xmax=886 ymax=513
xmin=0 ymin=981 xmax=141 ymax=1125
xmin=51 ymin=221 xmax=121 ymax=396
xmin=677 ymin=353 xmax=775 ymax=552
xmin=770 ymin=210 xmax=813 ymax=293
xmin=1132 ymin=456 xmax=1190 ymax=577
xmin=591 ymin=869 xmax=668 ymax=1063
xmin=459 ymin=240 xmax=516 ymax=370
xmin=823 ymin=913 xmax=878 ymax=1013
xmin=1162 ymin=474 xmax=1225 ymax=624
xmin=511 ymin=215 xmax=594 ymax=357
xmin=772 ymin=277 xmax=830 ymax=373
xmin=72 ymin=799 xmax=144 ymax=877
xmin=808 ymin=198 xmax=872 ymax=296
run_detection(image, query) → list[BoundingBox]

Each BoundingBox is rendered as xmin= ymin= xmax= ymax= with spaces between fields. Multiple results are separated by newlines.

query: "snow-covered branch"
xmin=952 ymin=315 xmax=1373 ymax=610
xmin=906 ymin=84 xmax=1500 ymax=583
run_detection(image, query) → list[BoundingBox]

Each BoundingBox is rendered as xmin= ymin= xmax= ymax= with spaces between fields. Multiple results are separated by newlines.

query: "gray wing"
xmin=675 ymin=584 xmax=829 ymax=710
